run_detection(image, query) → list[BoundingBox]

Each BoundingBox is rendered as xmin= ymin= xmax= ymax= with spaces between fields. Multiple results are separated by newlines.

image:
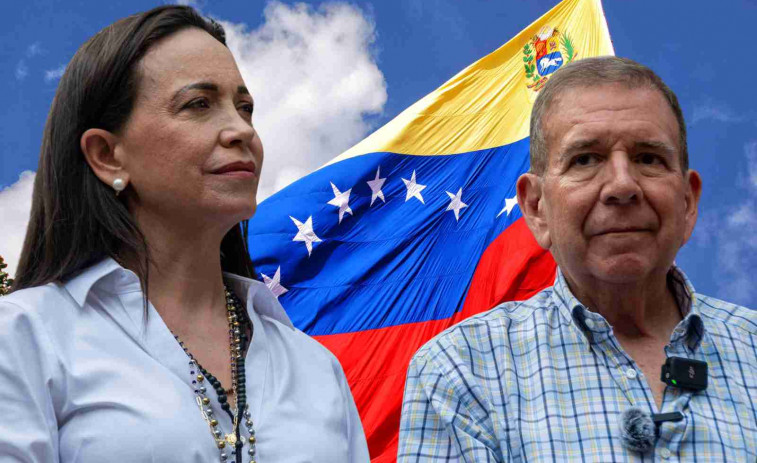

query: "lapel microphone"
xmin=620 ymin=357 xmax=708 ymax=452
xmin=620 ymin=408 xmax=684 ymax=452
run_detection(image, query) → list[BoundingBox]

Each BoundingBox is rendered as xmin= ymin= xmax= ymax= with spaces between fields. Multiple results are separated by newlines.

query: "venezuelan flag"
xmin=249 ymin=0 xmax=614 ymax=460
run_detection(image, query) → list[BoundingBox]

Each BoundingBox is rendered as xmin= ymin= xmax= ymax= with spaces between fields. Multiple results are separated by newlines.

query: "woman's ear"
xmin=80 ymin=128 xmax=129 ymax=193
xmin=516 ymin=173 xmax=551 ymax=250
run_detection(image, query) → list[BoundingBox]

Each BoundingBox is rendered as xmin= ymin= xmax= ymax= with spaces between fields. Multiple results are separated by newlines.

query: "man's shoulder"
xmin=695 ymin=292 xmax=757 ymax=335
xmin=412 ymin=286 xmax=558 ymax=365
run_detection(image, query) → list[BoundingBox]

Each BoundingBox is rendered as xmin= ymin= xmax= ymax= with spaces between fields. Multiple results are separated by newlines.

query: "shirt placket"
xmin=652 ymin=325 xmax=698 ymax=462
xmin=582 ymin=310 xmax=686 ymax=461
xmin=584 ymin=316 xmax=651 ymax=409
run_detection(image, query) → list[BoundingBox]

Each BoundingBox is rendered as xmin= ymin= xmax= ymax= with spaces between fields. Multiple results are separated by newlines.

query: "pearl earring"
xmin=112 ymin=178 xmax=127 ymax=196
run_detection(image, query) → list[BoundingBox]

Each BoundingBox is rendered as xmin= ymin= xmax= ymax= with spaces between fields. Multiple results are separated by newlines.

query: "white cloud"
xmin=712 ymin=141 xmax=757 ymax=306
xmin=15 ymin=43 xmax=45 ymax=82
xmin=220 ymin=1 xmax=387 ymax=200
xmin=691 ymin=101 xmax=743 ymax=124
xmin=44 ymin=65 xmax=66 ymax=83
xmin=0 ymin=171 xmax=36 ymax=278
xmin=26 ymin=43 xmax=42 ymax=58
xmin=1 ymin=2 xmax=386 ymax=277
xmin=15 ymin=61 xmax=28 ymax=81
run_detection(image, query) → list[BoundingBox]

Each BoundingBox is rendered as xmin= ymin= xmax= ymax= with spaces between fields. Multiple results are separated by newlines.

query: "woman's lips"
xmin=211 ymin=161 xmax=257 ymax=176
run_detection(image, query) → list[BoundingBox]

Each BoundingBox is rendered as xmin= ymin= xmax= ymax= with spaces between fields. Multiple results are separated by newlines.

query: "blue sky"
xmin=1 ymin=0 xmax=755 ymax=308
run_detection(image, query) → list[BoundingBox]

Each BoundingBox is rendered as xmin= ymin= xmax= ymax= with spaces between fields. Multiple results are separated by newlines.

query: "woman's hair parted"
xmin=13 ymin=5 xmax=256 ymax=295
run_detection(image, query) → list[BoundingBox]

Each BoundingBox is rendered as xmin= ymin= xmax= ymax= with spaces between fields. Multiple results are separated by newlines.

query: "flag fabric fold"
xmin=250 ymin=0 xmax=614 ymax=459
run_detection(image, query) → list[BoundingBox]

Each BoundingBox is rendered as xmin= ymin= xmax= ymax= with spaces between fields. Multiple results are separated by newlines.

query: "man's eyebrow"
xmin=558 ymin=138 xmax=601 ymax=162
xmin=171 ymin=82 xmax=219 ymax=104
xmin=634 ymin=140 xmax=676 ymax=155
xmin=237 ymin=85 xmax=250 ymax=96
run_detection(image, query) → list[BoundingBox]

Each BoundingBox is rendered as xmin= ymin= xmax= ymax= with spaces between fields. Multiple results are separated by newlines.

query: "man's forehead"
xmin=545 ymin=84 xmax=679 ymax=151
xmin=548 ymin=83 xmax=666 ymax=115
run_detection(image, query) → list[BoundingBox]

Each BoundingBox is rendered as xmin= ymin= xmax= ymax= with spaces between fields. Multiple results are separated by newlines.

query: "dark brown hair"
xmin=529 ymin=56 xmax=688 ymax=175
xmin=13 ymin=5 xmax=256 ymax=294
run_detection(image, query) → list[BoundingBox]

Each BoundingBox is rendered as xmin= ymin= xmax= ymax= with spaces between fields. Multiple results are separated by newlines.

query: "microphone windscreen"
xmin=620 ymin=407 xmax=655 ymax=452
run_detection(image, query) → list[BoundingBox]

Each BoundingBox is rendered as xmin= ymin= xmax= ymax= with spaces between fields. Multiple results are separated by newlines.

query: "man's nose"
xmin=599 ymin=154 xmax=642 ymax=205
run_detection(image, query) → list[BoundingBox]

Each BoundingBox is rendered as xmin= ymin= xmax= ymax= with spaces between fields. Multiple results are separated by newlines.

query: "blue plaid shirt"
xmin=398 ymin=267 xmax=757 ymax=461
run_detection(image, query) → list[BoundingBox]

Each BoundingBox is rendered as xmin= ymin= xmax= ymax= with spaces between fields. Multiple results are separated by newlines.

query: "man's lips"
xmin=211 ymin=161 xmax=257 ymax=175
xmin=593 ymin=227 xmax=651 ymax=236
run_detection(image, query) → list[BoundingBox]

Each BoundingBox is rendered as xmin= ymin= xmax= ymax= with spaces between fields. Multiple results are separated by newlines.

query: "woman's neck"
xmin=129 ymin=210 xmax=231 ymax=327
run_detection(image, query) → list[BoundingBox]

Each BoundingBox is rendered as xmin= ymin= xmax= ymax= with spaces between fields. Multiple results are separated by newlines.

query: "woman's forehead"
xmin=138 ymin=28 xmax=243 ymax=94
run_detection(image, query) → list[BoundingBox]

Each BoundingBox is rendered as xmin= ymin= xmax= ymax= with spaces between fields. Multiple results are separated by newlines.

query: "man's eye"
xmin=572 ymin=153 xmax=597 ymax=167
xmin=183 ymin=98 xmax=210 ymax=109
xmin=638 ymin=153 xmax=662 ymax=165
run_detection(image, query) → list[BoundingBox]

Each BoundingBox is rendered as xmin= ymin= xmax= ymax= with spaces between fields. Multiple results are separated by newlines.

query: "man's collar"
xmin=552 ymin=266 xmax=704 ymax=350
xmin=667 ymin=266 xmax=704 ymax=352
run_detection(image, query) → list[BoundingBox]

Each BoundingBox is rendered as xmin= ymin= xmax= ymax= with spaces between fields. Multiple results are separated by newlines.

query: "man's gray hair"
xmin=529 ymin=56 xmax=688 ymax=175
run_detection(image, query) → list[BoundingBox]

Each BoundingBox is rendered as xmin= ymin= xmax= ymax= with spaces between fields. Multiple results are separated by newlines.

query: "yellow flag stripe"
xmin=326 ymin=0 xmax=614 ymax=166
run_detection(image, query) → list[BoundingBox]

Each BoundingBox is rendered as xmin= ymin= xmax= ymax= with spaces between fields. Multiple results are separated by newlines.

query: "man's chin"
xmin=588 ymin=256 xmax=660 ymax=285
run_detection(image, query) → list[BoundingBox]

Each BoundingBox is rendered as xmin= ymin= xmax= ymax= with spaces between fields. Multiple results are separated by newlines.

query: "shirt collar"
xmin=667 ymin=266 xmax=704 ymax=352
xmin=552 ymin=265 xmax=704 ymax=351
xmin=223 ymin=273 xmax=295 ymax=329
xmin=64 ymin=257 xmax=126 ymax=307
xmin=63 ymin=258 xmax=296 ymax=330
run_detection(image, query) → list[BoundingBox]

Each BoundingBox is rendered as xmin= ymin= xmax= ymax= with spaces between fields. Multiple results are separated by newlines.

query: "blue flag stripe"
xmin=250 ymin=138 xmax=530 ymax=335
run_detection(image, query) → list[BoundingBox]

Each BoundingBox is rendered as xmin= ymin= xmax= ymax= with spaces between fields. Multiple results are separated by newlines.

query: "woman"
xmin=0 ymin=5 xmax=368 ymax=462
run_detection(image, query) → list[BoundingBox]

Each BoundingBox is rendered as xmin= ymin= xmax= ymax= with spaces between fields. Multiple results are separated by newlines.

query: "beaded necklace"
xmin=175 ymin=286 xmax=257 ymax=463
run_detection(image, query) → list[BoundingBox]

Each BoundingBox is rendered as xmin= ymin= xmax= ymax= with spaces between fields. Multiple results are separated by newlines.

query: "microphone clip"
xmin=660 ymin=357 xmax=707 ymax=391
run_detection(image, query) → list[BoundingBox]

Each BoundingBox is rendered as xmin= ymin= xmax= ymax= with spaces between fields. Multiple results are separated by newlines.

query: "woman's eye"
xmin=238 ymin=102 xmax=254 ymax=115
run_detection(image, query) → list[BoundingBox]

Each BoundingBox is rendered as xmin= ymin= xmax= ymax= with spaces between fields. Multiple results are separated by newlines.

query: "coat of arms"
xmin=523 ymin=26 xmax=577 ymax=92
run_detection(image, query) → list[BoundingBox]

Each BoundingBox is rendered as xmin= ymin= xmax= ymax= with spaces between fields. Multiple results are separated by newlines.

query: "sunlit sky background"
xmin=1 ymin=0 xmax=755 ymax=308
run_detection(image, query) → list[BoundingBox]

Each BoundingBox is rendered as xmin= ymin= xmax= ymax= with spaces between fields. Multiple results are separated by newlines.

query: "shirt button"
xmin=583 ymin=318 xmax=595 ymax=330
xmin=625 ymin=368 xmax=638 ymax=379
xmin=660 ymin=448 xmax=671 ymax=459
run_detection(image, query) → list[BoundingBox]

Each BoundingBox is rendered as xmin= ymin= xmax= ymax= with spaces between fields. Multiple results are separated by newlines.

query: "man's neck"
xmin=563 ymin=269 xmax=682 ymax=341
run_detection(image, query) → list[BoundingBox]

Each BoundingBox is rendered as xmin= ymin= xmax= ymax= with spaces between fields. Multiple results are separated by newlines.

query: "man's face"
xmin=519 ymin=84 xmax=701 ymax=286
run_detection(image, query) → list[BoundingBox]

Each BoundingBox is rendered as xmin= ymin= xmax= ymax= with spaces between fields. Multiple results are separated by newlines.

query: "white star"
xmin=366 ymin=167 xmax=386 ymax=206
xmin=327 ymin=182 xmax=353 ymax=223
xmin=497 ymin=196 xmax=519 ymax=217
xmin=290 ymin=215 xmax=321 ymax=256
xmin=402 ymin=170 xmax=426 ymax=204
xmin=445 ymin=188 xmax=469 ymax=221
xmin=261 ymin=266 xmax=288 ymax=299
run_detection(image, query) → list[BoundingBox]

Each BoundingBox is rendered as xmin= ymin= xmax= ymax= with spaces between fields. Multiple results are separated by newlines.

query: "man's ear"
xmin=80 ymin=128 xmax=128 ymax=191
xmin=681 ymin=169 xmax=702 ymax=245
xmin=516 ymin=173 xmax=551 ymax=250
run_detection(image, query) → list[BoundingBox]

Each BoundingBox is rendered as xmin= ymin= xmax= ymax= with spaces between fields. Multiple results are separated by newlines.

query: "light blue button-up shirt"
xmin=0 ymin=258 xmax=369 ymax=462
xmin=399 ymin=267 xmax=756 ymax=462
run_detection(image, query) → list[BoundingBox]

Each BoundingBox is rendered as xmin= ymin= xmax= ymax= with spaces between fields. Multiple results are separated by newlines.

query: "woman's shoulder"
xmin=0 ymin=282 xmax=75 ymax=322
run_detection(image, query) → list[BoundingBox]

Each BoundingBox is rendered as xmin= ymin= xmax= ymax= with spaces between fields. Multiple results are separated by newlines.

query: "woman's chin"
xmin=207 ymin=200 xmax=257 ymax=226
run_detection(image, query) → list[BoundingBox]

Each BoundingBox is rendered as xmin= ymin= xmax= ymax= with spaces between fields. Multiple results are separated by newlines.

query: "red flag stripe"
xmin=314 ymin=218 xmax=556 ymax=460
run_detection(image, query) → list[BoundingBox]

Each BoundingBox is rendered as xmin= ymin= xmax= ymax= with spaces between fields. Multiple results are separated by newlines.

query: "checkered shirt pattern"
xmin=398 ymin=267 xmax=757 ymax=462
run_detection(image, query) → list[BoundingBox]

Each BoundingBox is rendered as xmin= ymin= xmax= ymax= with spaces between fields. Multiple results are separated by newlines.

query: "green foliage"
xmin=0 ymin=255 xmax=13 ymax=296
xmin=523 ymin=42 xmax=536 ymax=79
xmin=561 ymin=32 xmax=576 ymax=62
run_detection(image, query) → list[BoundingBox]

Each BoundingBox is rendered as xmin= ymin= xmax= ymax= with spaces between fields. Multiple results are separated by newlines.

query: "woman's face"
xmin=116 ymin=27 xmax=263 ymax=231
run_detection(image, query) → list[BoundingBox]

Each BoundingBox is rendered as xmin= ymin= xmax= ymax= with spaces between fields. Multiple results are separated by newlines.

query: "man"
xmin=398 ymin=57 xmax=756 ymax=461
